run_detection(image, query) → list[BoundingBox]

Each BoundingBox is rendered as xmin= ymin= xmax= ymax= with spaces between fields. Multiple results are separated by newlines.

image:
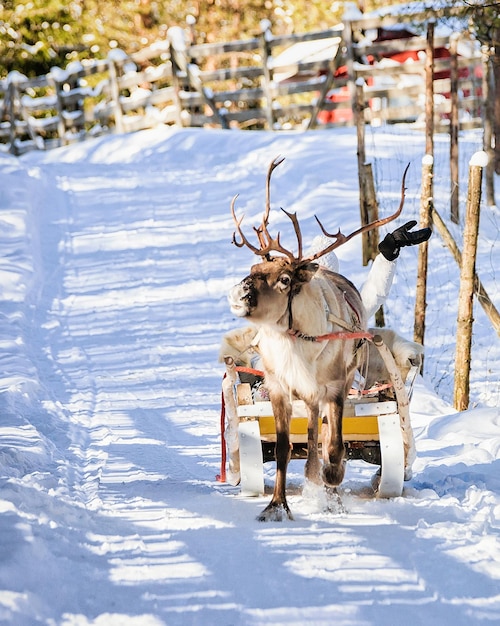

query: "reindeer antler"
xmin=231 ymin=160 xmax=409 ymax=265
xmin=231 ymin=156 xmax=299 ymax=263
xmin=304 ymin=163 xmax=410 ymax=263
xmin=230 ymin=194 xmax=261 ymax=253
xmin=253 ymin=155 xmax=286 ymax=249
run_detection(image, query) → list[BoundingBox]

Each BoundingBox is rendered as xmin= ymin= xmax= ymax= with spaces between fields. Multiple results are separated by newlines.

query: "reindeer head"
xmin=229 ymin=156 xmax=408 ymax=325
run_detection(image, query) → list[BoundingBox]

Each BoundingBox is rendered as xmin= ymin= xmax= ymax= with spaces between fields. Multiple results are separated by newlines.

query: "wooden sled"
xmin=218 ymin=334 xmax=420 ymax=499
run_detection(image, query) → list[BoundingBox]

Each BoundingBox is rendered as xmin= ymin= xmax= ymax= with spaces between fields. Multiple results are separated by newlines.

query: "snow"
xmin=470 ymin=151 xmax=489 ymax=168
xmin=0 ymin=124 xmax=499 ymax=625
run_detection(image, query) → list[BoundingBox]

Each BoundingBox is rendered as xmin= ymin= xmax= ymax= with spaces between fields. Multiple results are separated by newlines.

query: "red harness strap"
xmin=233 ymin=365 xmax=264 ymax=377
xmin=316 ymin=330 xmax=373 ymax=342
xmin=348 ymin=382 xmax=393 ymax=396
xmin=287 ymin=329 xmax=374 ymax=343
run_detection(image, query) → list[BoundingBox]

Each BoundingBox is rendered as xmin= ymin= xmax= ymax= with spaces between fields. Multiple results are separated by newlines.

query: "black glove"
xmin=378 ymin=220 xmax=432 ymax=261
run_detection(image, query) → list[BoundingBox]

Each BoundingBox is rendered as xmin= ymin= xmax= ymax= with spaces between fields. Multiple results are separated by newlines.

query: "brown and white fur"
xmin=229 ymin=259 xmax=367 ymax=520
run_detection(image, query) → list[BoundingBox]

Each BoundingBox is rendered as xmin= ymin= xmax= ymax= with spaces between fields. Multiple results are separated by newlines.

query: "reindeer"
xmin=228 ymin=157 xmax=408 ymax=521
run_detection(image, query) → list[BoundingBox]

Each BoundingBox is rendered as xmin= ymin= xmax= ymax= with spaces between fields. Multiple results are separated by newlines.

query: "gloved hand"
xmin=378 ymin=220 xmax=432 ymax=261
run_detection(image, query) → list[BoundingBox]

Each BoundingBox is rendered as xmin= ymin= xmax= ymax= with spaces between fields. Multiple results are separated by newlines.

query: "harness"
xmin=285 ymin=281 xmax=373 ymax=344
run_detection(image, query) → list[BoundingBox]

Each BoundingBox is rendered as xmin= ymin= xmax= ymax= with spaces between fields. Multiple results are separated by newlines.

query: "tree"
xmin=466 ymin=1 xmax=500 ymax=174
xmin=0 ymin=0 xmax=181 ymax=77
xmin=0 ymin=1 xmax=347 ymax=78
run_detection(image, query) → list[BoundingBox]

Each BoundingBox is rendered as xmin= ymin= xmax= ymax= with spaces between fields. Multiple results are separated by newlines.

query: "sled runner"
xmin=218 ymin=331 xmax=421 ymax=499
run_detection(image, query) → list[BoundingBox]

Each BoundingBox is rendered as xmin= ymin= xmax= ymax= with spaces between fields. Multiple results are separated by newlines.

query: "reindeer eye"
xmin=278 ymin=274 xmax=291 ymax=289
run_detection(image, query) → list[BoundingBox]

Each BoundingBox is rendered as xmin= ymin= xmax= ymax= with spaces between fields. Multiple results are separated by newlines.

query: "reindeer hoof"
xmin=257 ymin=502 xmax=294 ymax=522
xmin=304 ymin=460 xmax=322 ymax=485
xmin=324 ymin=486 xmax=346 ymax=515
xmin=322 ymin=460 xmax=346 ymax=487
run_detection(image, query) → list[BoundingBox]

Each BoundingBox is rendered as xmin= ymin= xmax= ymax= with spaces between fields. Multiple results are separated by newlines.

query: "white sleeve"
xmin=360 ymin=254 xmax=397 ymax=320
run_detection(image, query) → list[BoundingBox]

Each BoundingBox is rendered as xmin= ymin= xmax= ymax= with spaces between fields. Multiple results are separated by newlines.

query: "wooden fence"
xmin=0 ymin=16 xmax=485 ymax=155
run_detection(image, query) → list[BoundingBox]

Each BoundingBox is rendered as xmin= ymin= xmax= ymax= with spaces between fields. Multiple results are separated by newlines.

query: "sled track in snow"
xmin=31 ymin=163 xmax=222 ymax=510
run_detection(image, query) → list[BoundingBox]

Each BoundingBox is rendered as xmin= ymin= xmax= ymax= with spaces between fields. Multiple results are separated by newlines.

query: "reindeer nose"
xmin=228 ymin=278 xmax=257 ymax=317
xmin=240 ymin=277 xmax=258 ymax=304
xmin=241 ymin=277 xmax=253 ymax=293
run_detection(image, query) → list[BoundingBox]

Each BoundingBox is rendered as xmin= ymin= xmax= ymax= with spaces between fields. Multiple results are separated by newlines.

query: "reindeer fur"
xmin=229 ymin=260 xmax=366 ymax=520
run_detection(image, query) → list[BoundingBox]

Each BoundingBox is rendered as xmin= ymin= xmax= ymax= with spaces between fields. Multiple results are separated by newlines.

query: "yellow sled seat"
xmin=238 ymin=398 xmax=382 ymax=437
xmin=237 ymin=394 xmax=395 ymax=461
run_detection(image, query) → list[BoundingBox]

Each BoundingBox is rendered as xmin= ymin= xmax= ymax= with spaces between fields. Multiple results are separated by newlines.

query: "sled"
xmin=218 ymin=334 xmax=419 ymax=499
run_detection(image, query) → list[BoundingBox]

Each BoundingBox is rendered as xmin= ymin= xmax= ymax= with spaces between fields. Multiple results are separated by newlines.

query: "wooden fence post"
xmin=482 ymin=45 xmax=495 ymax=207
xmin=355 ymin=78 xmax=382 ymax=324
xmin=424 ymin=21 xmax=435 ymax=158
xmin=364 ymin=163 xmax=379 ymax=254
xmin=6 ymin=71 xmax=27 ymax=155
xmin=168 ymin=25 xmax=226 ymax=129
xmin=355 ymin=79 xmax=378 ymax=266
xmin=6 ymin=78 xmax=18 ymax=155
xmin=48 ymin=68 xmax=68 ymax=146
xmin=414 ymin=154 xmax=433 ymax=355
xmin=365 ymin=162 xmax=383 ymax=327
xmin=107 ymin=51 xmax=125 ymax=134
xmin=259 ymin=19 xmax=275 ymax=130
xmin=167 ymin=27 xmax=187 ymax=126
xmin=449 ymin=34 xmax=459 ymax=224
xmin=344 ymin=19 xmax=356 ymax=126
xmin=453 ymin=151 xmax=488 ymax=411
xmin=431 ymin=206 xmax=500 ymax=337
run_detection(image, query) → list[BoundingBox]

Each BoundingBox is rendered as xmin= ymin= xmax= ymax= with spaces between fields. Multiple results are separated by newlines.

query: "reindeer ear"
xmin=295 ymin=262 xmax=319 ymax=283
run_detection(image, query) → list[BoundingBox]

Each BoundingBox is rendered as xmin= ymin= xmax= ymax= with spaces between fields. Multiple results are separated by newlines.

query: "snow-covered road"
xmin=0 ymin=126 xmax=499 ymax=625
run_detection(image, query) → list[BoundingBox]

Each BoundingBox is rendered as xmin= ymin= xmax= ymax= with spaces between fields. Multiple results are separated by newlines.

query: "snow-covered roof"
xmin=271 ymin=37 xmax=342 ymax=82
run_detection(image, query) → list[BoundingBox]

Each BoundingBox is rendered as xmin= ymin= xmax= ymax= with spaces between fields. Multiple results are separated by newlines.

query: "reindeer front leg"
xmin=257 ymin=392 xmax=293 ymax=521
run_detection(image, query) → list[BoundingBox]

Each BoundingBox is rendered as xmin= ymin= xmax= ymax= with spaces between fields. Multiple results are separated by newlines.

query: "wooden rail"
xmin=0 ymin=19 xmax=484 ymax=154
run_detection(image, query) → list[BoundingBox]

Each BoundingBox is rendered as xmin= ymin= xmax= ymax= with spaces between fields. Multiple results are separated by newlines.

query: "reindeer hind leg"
xmin=321 ymin=397 xmax=346 ymax=487
xmin=304 ymin=404 xmax=322 ymax=485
